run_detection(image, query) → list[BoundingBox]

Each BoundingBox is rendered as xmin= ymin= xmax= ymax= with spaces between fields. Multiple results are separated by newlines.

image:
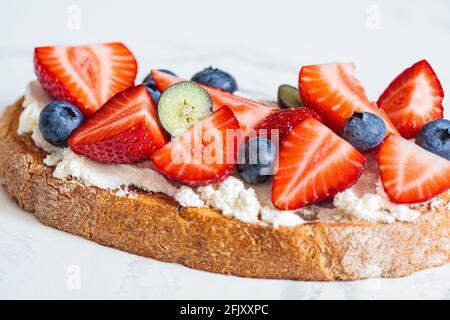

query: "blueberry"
xmin=142 ymin=69 xmax=177 ymax=101
xmin=39 ymin=102 xmax=84 ymax=148
xmin=278 ymin=84 xmax=303 ymax=109
xmin=191 ymin=67 xmax=238 ymax=93
xmin=342 ymin=112 xmax=386 ymax=152
xmin=237 ymin=137 xmax=276 ymax=184
xmin=158 ymin=81 xmax=212 ymax=137
xmin=145 ymin=86 xmax=162 ymax=102
xmin=416 ymin=119 xmax=450 ymax=160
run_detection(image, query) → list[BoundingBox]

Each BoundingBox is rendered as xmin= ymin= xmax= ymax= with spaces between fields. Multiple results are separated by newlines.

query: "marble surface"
xmin=1 ymin=0 xmax=449 ymax=299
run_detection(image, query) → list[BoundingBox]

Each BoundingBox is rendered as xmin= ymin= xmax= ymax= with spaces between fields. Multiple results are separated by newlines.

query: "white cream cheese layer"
xmin=18 ymin=81 xmax=422 ymax=226
xmin=46 ymin=148 xmax=179 ymax=197
xmin=332 ymin=156 xmax=420 ymax=223
xmin=18 ymin=81 xmax=60 ymax=153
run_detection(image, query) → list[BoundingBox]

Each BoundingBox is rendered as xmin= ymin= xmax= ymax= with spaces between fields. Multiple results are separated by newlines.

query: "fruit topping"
xmin=378 ymin=134 xmax=450 ymax=203
xmin=377 ymin=60 xmax=444 ymax=139
xmin=151 ymin=70 xmax=276 ymax=135
xmin=236 ymin=137 xmax=276 ymax=184
xmin=35 ymin=42 xmax=137 ymax=116
xmin=39 ymin=102 xmax=84 ymax=148
xmin=415 ymin=119 xmax=450 ymax=160
xmin=143 ymin=69 xmax=177 ymax=102
xmin=191 ymin=67 xmax=238 ymax=93
xmin=69 ymin=85 xmax=168 ymax=164
xmin=277 ymin=84 xmax=303 ymax=109
xmin=299 ymin=62 xmax=398 ymax=135
xmin=342 ymin=112 xmax=386 ymax=152
xmin=158 ymin=81 xmax=212 ymax=137
xmin=257 ymin=107 xmax=321 ymax=141
xmin=272 ymin=117 xmax=365 ymax=210
xmin=151 ymin=106 xmax=240 ymax=186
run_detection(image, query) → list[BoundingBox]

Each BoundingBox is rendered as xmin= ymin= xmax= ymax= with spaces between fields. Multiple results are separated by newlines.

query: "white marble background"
xmin=0 ymin=0 xmax=449 ymax=299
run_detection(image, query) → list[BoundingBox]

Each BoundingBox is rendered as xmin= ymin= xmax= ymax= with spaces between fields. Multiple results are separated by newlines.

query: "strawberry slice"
xmin=35 ymin=42 xmax=137 ymax=116
xmin=377 ymin=134 xmax=450 ymax=204
xmin=299 ymin=63 xmax=398 ymax=135
xmin=272 ymin=117 xmax=366 ymax=210
xmin=68 ymin=85 xmax=168 ymax=164
xmin=257 ymin=107 xmax=322 ymax=140
xmin=377 ymin=60 xmax=444 ymax=139
xmin=151 ymin=69 xmax=276 ymax=135
xmin=150 ymin=106 xmax=240 ymax=186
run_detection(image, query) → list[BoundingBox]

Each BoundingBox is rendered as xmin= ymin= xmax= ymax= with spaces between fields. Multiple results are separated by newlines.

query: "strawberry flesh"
xmin=272 ymin=117 xmax=366 ymax=210
xmin=257 ymin=107 xmax=322 ymax=140
xmin=151 ymin=70 xmax=276 ymax=135
xmin=377 ymin=60 xmax=444 ymax=139
xmin=151 ymin=106 xmax=240 ymax=186
xmin=299 ymin=62 xmax=398 ymax=135
xmin=69 ymin=85 xmax=168 ymax=163
xmin=35 ymin=42 xmax=137 ymax=116
xmin=377 ymin=134 xmax=450 ymax=203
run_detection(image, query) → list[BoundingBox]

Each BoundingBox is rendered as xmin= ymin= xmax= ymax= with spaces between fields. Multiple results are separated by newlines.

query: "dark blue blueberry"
xmin=39 ymin=102 xmax=84 ymax=148
xmin=416 ymin=119 xmax=450 ymax=160
xmin=237 ymin=137 xmax=276 ymax=184
xmin=191 ymin=67 xmax=238 ymax=93
xmin=145 ymin=85 xmax=162 ymax=102
xmin=142 ymin=69 xmax=177 ymax=101
xmin=342 ymin=112 xmax=386 ymax=152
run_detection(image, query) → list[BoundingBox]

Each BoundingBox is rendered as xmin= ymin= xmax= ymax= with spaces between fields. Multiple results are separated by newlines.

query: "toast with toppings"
xmin=1 ymin=43 xmax=449 ymax=281
xmin=1 ymin=98 xmax=449 ymax=281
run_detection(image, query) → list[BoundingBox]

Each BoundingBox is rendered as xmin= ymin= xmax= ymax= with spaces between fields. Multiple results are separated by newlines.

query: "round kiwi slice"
xmin=278 ymin=84 xmax=304 ymax=109
xmin=158 ymin=81 xmax=213 ymax=136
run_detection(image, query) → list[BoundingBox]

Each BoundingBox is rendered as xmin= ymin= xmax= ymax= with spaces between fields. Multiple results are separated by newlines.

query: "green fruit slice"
xmin=278 ymin=84 xmax=303 ymax=109
xmin=158 ymin=81 xmax=213 ymax=136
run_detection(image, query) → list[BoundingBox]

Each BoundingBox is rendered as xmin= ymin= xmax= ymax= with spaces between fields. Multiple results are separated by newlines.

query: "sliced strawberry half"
xmin=377 ymin=134 xmax=450 ymax=204
xmin=299 ymin=62 xmax=398 ymax=135
xmin=151 ymin=70 xmax=276 ymax=135
xmin=68 ymin=85 xmax=168 ymax=164
xmin=272 ymin=117 xmax=366 ymax=210
xmin=377 ymin=60 xmax=444 ymax=139
xmin=150 ymin=106 xmax=240 ymax=186
xmin=35 ymin=42 xmax=137 ymax=116
xmin=257 ymin=107 xmax=322 ymax=140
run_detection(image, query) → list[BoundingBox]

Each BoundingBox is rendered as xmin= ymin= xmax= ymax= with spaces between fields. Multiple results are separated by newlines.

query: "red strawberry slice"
xmin=68 ymin=85 xmax=168 ymax=164
xmin=377 ymin=134 xmax=450 ymax=204
xmin=151 ymin=70 xmax=276 ymax=135
xmin=377 ymin=60 xmax=444 ymax=139
xmin=150 ymin=106 xmax=240 ymax=186
xmin=272 ymin=117 xmax=366 ymax=210
xmin=257 ymin=107 xmax=322 ymax=140
xmin=299 ymin=62 xmax=398 ymax=135
xmin=35 ymin=42 xmax=137 ymax=116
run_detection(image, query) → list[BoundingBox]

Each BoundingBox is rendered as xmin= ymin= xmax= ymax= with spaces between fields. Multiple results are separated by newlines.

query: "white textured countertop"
xmin=1 ymin=0 xmax=449 ymax=299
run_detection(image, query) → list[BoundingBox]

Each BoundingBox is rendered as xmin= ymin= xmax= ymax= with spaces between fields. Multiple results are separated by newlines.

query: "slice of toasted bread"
xmin=0 ymin=98 xmax=449 ymax=281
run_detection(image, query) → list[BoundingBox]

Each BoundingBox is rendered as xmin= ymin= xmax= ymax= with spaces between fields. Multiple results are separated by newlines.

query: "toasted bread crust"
xmin=0 ymin=98 xmax=449 ymax=280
